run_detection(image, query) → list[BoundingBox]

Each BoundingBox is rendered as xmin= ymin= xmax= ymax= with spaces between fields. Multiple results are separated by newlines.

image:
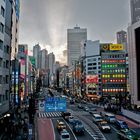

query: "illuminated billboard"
xmin=109 ymin=44 xmax=124 ymax=51
xmin=86 ymin=75 xmax=98 ymax=84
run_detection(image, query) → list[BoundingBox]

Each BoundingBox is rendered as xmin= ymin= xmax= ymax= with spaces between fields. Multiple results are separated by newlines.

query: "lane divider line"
xmin=50 ymin=119 xmax=56 ymax=140
xmin=63 ymin=119 xmax=77 ymax=140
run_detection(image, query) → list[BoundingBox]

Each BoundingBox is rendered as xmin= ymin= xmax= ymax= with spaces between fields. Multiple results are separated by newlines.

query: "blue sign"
xmin=28 ymin=124 xmax=32 ymax=140
xmin=45 ymin=97 xmax=66 ymax=112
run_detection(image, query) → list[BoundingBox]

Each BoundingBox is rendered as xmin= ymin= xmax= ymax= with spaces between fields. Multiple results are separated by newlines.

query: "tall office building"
xmin=67 ymin=26 xmax=87 ymax=66
xmin=48 ymin=53 xmax=55 ymax=85
xmin=33 ymin=44 xmax=41 ymax=69
xmin=130 ymin=0 xmax=140 ymax=24
xmin=117 ymin=30 xmax=127 ymax=51
xmin=39 ymin=49 xmax=48 ymax=70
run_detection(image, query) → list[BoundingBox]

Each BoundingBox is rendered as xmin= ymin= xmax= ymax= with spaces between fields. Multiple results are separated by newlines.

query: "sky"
xmin=19 ymin=0 xmax=130 ymax=64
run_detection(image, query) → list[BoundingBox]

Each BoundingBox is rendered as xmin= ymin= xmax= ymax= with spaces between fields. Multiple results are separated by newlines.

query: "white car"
xmin=60 ymin=129 xmax=70 ymax=140
xmin=98 ymin=121 xmax=111 ymax=132
xmin=68 ymin=115 xmax=74 ymax=123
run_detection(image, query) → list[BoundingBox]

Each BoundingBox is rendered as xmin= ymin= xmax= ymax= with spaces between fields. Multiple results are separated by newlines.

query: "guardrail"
xmin=121 ymin=108 xmax=140 ymax=124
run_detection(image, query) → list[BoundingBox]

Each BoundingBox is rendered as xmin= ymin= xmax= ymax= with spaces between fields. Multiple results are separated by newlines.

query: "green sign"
xmin=29 ymin=56 xmax=35 ymax=66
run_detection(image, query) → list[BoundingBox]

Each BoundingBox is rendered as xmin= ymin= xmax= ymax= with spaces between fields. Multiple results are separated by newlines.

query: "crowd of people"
xmin=0 ymin=107 xmax=29 ymax=140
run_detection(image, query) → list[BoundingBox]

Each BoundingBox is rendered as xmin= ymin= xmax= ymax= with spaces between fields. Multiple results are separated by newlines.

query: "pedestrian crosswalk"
xmin=38 ymin=112 xmax=62 ymax=118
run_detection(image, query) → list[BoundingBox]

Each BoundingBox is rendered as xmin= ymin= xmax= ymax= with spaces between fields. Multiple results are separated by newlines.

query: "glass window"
xmin=0 ymin=58 xmax=2 ymax=67
xmin=0 ymin=75 xmax=2 ymax=84
xmin=1 ymin=6 xmax=5 ymax=17
xmin=5 ymin=90 xmax=8 ymax=100
xmin=0 ymin=23 xmax=4 ymax=33
xmin=6 ymin=75 xmax=9 ymax=84
xmin=0 ymin=40 xmax=3 ymax=50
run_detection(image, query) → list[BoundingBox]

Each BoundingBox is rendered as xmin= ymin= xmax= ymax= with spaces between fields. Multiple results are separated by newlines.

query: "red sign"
xmin=85 ymin=75 xmax=98 ymax=84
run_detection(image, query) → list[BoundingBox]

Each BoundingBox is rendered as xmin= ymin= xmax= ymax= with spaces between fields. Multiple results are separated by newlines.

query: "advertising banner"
xmin=86 ymin=75 xmax=98 ymax=84
xmin=109 ymin=44 xmax=124 ymax=51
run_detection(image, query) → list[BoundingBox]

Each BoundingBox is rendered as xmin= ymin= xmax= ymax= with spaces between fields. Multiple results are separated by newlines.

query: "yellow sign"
xmin=109 ymin=44 xmax=124 ymax=51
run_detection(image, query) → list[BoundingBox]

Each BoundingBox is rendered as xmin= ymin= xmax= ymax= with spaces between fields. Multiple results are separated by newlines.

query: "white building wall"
xmin=67 ymin=26 xmax=87 ymax=66
xmin=128 ymin=21 xmax=140 ymax=106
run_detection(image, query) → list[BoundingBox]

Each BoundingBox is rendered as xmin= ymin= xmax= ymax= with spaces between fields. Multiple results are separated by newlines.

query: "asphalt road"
xmin=52 ymin=118 xmax=76 ymax=140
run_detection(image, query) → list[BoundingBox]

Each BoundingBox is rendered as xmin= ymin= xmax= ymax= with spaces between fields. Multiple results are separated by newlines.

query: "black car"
xmin=72 ymin=120 xmax=84 ymax=135
xmin=89 ymin=108 xmax=97 ymax=114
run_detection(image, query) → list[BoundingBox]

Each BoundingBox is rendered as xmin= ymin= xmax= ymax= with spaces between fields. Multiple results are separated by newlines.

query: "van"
xmin=92 ymin=114 xmax=103 ymax=124
xmin=102 ymin=113 xmax=116 ymax=123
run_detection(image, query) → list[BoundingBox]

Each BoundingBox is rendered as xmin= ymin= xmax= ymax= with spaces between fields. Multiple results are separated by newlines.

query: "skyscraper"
xmin=33 ymin=44 xmax=41 ymax=69
xmin=39 ymin=49 xmax=48 ymax=70
xmin=67 ymin=26 xmax=87 ymax=66
xmin=116 ymin=30 xmax=127 ymax=51
xmin=130 ymin=0 xmax=140 ymax=24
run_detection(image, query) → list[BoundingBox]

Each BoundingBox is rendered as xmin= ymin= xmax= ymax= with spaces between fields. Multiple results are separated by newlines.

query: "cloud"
xmin=19 ymin=0 xmax=130 ymax=65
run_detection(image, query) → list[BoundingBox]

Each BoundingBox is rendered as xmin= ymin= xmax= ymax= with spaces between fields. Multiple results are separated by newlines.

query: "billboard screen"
xmin=45 ymin=97 xmax=66 ymax=112
xmin=86 ymin=75 xmax=98 ymax=84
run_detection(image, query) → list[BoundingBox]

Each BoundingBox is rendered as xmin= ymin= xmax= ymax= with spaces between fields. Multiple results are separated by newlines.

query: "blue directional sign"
xmin=45 ymin=97 xmax=66 ymax=112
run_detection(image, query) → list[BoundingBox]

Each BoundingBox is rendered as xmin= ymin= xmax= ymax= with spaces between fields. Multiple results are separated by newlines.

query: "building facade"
xmin=101 ymin=44 xmax=127 ymax=105
xmin=39 ymin=49 xmax=48 ymax=70
xmin=81 ymin=40 xmax=101 ymax=99
xmin=128 ymin=21 xmax=140 ymax=106
xmin=67 ymin=26 xmax=87 ymax=66
xmin=130 ymin=0 xmax=140 ymax=24
xmin=117 ymin=30 xmax=127 ymax=51
xmin=33 ymin=44 xmax=41 ymax=69
xmin=0 ymin=0 xmax=19 ymax=115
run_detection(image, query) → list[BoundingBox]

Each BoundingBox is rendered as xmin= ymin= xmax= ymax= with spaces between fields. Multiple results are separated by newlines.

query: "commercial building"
xmin=130 ymin=0 xmax=140 ymax=24
xmin=33 ymin=44 xmax=41 ymax=69
xmin=0 ymin=0 xmax=19 ymax=115
xmin=39 ymin=49 xmax=48 ymax=70
xmin=101 ymin=44 xmax=127 ymax=104
xmin=81 ymin=40 xmax=101 ymax=99
xmin=128 ymin=21 xmax=140 ymax=106
xmin=17 ymin=44 xmax=28 ymax=103
xmin=116 ymin=30 xmax=127 ymax=51
xmin=48 ymin=52 xmax=55 ymax=85
xmin=67 ymin=26 xmax=87 ymax=66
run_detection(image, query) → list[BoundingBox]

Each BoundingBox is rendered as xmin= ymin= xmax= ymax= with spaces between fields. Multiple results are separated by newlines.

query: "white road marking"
xmin=50 ymin=119 xmax=56 ymax=140
xmin=63 ymin=119 xmax=78 ymax=140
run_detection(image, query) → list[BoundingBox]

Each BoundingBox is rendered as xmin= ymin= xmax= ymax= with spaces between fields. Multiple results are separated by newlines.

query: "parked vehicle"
xmin=98 ymin=121 xmax=111 ymax=133
xmin=72 ymin=120 xmax=84 ymax=134
xmin=57 ymin=120 xmax=66 ymax=132
xmin=60 ymin=129 xmax=70 ymax=140
xmin=92 ymin=114 xmax=103 ymax=124
xmin=115 ymin=120 xmax=129 ymax=129
xmin=117 ymin=129 xmax=140 ymax=140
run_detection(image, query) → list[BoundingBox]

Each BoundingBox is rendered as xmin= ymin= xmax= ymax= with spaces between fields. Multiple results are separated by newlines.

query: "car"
xmin=62 ymin=112 xmax=71 ymax=121
xmin=92 ymin=114 xmax=103 ymax=124
xmin=60 ymin=129 xmax=70 ymax=140
xmin=83 ymin=106 xmax=89 ymax=111
xmin=81 ymin=100 xmax=87 ymax=104
xmin=117 ymin=129 xmax=140 ymax=140
xmin=78 ymin=104 xmax=84 ymax=109
xmin=115 ymin=120 xmax=129 ymax=129
xmin=100 ymin=112 xmax=116 ymax=123
xmin=67 ymin=116 xmax=74 ymax=123
xmin=72 ymin=120 xmax=84 ymax=134
xmin=98 ymin=121 xmax=111 ymax=133
xmin=89 ymin=108 xmax=97 ymax=114
xmin=57 ymin=120 xmax=66 ymax=132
